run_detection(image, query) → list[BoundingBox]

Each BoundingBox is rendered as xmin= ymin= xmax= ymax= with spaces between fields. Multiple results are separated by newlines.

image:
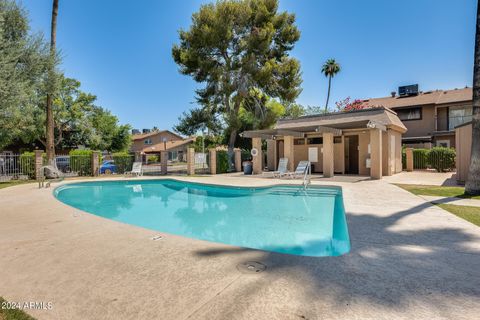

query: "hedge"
xmin=69 ymin=149 xmax=95 ymax=176
xmin=112 ymin=152 xmax=134 ymax=173
xmin=428 ymin=147 xmax=456 ymax=172
xmin=216 ymin=150 xmax=229 ymax=174
xmin=401 ymin=147 xmax=456 ymax=172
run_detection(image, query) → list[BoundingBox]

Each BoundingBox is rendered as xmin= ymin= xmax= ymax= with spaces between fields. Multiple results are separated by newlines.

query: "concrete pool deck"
xmin=0 ymin=175 xmax=479 ymax=320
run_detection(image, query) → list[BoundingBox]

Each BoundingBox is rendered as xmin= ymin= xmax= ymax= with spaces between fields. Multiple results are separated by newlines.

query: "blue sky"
xmin=24 ymin=0 xmax=476 ymax=131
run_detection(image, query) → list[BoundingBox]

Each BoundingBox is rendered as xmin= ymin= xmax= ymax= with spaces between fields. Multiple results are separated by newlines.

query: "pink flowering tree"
xmin=335 ymin=97 xmax=377 ymax=112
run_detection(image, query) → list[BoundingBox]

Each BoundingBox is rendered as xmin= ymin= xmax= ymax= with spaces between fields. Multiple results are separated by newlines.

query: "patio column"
xmin=91 ymin=151 xmax=100 ymax=176
xmin=370 ymin=128 xmax=383 ymax=179
xmin=405 ymin=147 xmax=413 ymax=172
xmin=234 ymin=148 xmax=241 ymax=172
xmin=161 ymin=151 xmax=168 ymax=175
xmin=187 ymin=147 xmax=195 ymax=175
xmin=323 ymin=132 xmax=334 ymax=178
xmin=266 ymin=139 xmax=276 ymax=171
xmin=252 ymin=137 xmax=263 ymax=174
xmin=283 ymin=135 xmax=295 ymax=172
xmin=209 ymin=149 xmax=216 ymax=174
xmin=34 ymin=150 xmax=44 ymax=180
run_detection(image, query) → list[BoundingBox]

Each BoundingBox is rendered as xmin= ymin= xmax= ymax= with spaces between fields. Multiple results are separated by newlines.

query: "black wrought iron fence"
xmin=402 ymin=147 xmax=456 ymax=172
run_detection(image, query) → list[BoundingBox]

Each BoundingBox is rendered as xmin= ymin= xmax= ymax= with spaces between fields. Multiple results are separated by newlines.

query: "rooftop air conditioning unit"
xmin=398 ymin=84 xmax=419 ymax=96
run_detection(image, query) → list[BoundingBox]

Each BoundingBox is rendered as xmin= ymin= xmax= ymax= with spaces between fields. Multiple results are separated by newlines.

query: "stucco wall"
xmin=455 ymin=123 xmax=472 ymax=183
xmin=398 ymin=104 xmax=436 ymax=138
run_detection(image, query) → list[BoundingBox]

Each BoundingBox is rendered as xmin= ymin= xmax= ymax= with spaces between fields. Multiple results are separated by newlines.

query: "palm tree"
xmin=45 ymin=0 xmax=59 ymax=165
xmin=321 ymin=59 xmax=341 ymax=113
xmin=465 ymin=1 xmax=480 ymax=195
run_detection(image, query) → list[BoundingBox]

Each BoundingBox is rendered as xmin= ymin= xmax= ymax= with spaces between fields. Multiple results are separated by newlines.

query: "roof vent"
xmin=398 ymin=84 xmax=419 ymax=97
xmin=391 ymin=91 xmax=396 ymax=97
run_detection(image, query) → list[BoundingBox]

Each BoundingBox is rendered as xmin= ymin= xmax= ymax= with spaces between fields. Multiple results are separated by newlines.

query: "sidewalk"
xmin=418 ymin=195 xmax=480 ymax=207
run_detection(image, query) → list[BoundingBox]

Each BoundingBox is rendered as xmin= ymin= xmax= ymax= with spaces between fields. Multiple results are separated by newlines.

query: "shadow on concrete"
xmin=192 ymin=201 xmax=480 ymax=315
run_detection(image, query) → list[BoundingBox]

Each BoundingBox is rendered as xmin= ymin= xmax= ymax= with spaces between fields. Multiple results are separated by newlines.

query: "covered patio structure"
xmin=241 ymin=107 xmax=407 ymax=179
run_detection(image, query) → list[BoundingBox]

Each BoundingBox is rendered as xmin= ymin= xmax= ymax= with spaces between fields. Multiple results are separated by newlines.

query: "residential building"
xmin=130 ymin=130 xmax=194 ymax=162
xmin=362 ymin=86 xmax=472 ymax=148
xmin=242 ymin=107 xmax=407 ymax=179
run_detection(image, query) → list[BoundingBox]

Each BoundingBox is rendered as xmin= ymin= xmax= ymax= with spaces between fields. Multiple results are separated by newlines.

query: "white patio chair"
xmin=266 ymin=158 xmax=288 ymax=178
xmin=125 ymin=162 xmax=143 ymax=177
xmin=282 ymin=160 xmax=311 ymax=179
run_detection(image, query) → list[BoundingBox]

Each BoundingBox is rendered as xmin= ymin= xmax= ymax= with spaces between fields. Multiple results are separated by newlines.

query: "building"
xmin=242 ymin=107 xmax=407 ymax=179
xmin=361 ymin=86 xmax=472 ymax=148
xmin=130 ymin=130 xmax=194 ymax=162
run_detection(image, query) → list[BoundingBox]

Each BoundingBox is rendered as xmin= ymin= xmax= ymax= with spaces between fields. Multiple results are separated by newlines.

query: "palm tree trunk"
xmin=324 ymin=75 xmax=332 ymax=113
xmin=45 ymin=0 xmax=59 ymax=165
xmin=466 ymin=0 xmax=480 ymax=195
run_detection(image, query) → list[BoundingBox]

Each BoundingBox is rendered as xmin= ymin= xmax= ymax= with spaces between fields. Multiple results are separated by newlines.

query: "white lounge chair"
xmin=266 ymin=158 xmax=288 ymax=178
xmin=283 ymin=160 xmax=311 ymax=179
xmin=125 ymin=162 xmax=143 ymax=177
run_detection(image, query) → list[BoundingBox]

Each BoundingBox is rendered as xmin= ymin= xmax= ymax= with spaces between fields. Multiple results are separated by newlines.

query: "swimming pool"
xmin=54 ymin=179 xmax=350 ymax=257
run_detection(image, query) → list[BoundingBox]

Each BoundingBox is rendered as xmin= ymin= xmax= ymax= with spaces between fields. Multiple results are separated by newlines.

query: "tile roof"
xmin=360 ymin=87 xmax=472 ymax=109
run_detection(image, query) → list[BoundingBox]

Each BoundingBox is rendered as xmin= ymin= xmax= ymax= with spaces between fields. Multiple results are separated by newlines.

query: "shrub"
xmin=19 ymin=152 xmax=35 ymax=179
xmin=216 ymin=150 xmax=229 ymax=174
xmin=112 ymin=152 xmax=133 ymax=173
xmin=147 ymin=154 xmax=159 ymax=163
xmin=412 ymin=149 xmax=429 ymax=169
xmin=428 ymin=147 xmax=456 ymax=172
xmin=241 ymin=149 xmax=251 ymax=162
xmin=69 ymin=149 xmax=94 ymax=176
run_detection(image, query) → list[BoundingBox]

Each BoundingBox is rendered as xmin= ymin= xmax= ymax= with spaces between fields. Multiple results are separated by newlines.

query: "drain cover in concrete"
xmin=236 ymin=261 xmax=267 ymax=274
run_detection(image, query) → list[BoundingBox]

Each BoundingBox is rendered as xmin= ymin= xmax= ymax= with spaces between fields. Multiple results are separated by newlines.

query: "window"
xmin=448 ymin=106 xmax=472 ymax=131
xmin=436 ymin=140 xmax=450 ymax=148
xmin=294 ymin=139 xmax=305 ymax=145
xmin=397 ymin=107 xmax=422 ymax=121
xmin=144 ymin=138 xmax=152 ymax=145
xmin=307 ymin=137 xmax=323 ymax=145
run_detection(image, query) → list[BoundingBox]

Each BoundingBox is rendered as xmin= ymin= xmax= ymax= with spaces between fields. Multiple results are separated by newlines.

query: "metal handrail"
xmin=302 ymin=161 xmax=311 ymax=189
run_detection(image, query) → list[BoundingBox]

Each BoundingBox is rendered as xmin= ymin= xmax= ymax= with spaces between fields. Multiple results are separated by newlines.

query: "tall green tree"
xmin=0 ymin=0 xmax=50 ymax=149
xmin=172 ymin=0 xmax=302 ymax=167
xmin=466 ymin=0 xmax=480 ymax=195
xmin=174 ymin=106 xmax=222 ymax=136
xmin=321 ymin=58 xmax=340 ymax=112
xmin=45 ymin=0 xmax=59 ymax=164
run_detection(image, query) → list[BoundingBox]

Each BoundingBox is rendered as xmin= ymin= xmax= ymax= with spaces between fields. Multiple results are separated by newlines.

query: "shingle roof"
xmin=361 ymin=87 xmax=472 ymax=109
xmin=141 ymin=137 xmax=195 ymax=153
xmin=276 ymin=106 xmax=407 ymax=133
xmin=131 ymin=130 xmax=183 ymax=141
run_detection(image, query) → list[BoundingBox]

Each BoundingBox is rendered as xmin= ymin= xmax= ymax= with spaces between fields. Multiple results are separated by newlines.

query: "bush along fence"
xmin=403 ymin=147 xmax=456 ymax=172
xmin=1 ymin=147 xmax=248 ymax=181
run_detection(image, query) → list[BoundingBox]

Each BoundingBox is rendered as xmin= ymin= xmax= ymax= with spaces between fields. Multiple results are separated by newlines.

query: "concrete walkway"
xmin=418 ymin=195 xmax=480 ymax=207
xmin=1 ymin=176 xmax=479 ymax=320
xmin=383 ymin=171 xmax=459 ymax=186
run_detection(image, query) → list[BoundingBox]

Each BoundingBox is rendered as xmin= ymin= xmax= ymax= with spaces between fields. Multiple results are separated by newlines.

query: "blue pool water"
xmin=54 ymin=179 xmax=350 ymax=257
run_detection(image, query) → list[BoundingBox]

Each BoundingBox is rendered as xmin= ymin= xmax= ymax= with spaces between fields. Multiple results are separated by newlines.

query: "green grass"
xmin=0 ymin=297 xmax=36 ymax=320
xmin=395 ymin=184 xmax=480 ymax=200
xmin=436 ymin=204 xmax=480 ymax=227
xmin=0 ymin=180 xmax=34 ymax=190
